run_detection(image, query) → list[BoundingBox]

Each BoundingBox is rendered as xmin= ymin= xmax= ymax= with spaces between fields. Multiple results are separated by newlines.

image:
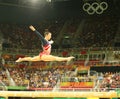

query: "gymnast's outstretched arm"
xmin=29 ymin=25 xmax=48 ymax=46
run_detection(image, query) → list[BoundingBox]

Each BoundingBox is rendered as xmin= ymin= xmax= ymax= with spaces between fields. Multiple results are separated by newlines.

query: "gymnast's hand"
xmin=29 ymin=25 xmax=36 ymax=31
xmin=49 ymin=40 xmax=54 ymax=44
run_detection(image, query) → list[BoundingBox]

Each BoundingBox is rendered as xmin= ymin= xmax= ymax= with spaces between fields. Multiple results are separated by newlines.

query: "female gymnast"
xmin=16 ymin=25 xmax=74 ymax=63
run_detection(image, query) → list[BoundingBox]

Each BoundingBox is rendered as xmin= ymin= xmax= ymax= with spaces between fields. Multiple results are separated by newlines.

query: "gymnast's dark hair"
xmin=44 ymin=29 xmax=51 ymax=36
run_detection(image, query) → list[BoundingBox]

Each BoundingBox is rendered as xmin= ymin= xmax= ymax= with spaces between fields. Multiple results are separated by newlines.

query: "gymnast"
xmin=16 ymin=25 xmax=74 ymax=63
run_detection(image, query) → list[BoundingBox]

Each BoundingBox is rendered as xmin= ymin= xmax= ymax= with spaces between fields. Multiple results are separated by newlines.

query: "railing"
xmin=0 ymin=86 xmax=120 ymax=92
xmin=2 ymin=47 xmax=120 ymax=62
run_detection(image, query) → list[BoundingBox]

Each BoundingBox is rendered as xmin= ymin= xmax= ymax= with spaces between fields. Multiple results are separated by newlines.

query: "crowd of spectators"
xmin=1 ymin=63 xmax=120 ymax=91
xmin=0 ymin=65 xmax=75 ymax=89
xmin=99 ymin=72 xmax=120 ymax=91
xmin=0 ymin=16 xmax=119 ymax=50
xmin=0 ymin=69 xmax=9 ymax=86
xmin=0 ymin=16 xmax=120 ymax=91
xmin=78 ymin=16 xmax=119 ymax=47
xmin=0 ymin=18 xmax=64 ymax=49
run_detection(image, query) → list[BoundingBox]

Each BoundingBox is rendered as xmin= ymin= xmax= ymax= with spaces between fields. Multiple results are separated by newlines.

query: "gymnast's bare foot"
xmin=16 ymin=58 xmax=22 ymax=62
xmin=66 ymin=56 xmax=75 ymax=65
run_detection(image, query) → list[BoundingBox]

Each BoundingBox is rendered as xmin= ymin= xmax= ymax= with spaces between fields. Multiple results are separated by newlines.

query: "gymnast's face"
xmin=45 ymin=32 xmax=52 ymax=40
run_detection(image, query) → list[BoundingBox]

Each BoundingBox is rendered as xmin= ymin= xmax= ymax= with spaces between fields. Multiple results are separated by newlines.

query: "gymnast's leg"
xmin=16 ymin=56 xmax=41 ymax=62
xmin=16 ymin=55 xmax=74 ymax=62
xmin=40 ymin=55 xmax=74 ymax=62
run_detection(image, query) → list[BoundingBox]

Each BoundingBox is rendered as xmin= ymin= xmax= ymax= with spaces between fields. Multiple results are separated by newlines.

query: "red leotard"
xmin=39 ymin=44 xmax=51 ymax=58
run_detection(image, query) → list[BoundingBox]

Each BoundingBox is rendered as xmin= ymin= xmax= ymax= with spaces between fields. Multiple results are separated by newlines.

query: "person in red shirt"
xmin=16 ymin=25 xmax=74 ymax=63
